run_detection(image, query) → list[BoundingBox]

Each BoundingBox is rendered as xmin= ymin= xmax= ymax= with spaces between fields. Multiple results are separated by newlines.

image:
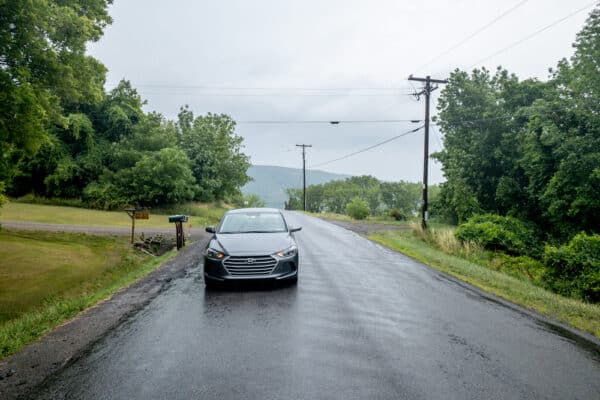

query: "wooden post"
xmin=131 ymin=212 xmax=135 ymax=244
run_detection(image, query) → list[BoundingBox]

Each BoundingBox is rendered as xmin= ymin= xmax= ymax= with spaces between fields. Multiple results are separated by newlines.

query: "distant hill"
xmin=242 ymin=165 xmax=351 ymax=208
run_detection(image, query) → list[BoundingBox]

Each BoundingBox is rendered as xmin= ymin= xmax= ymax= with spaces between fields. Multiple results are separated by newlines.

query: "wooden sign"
xmin=135 ymin=210 xmax=149 ymax=220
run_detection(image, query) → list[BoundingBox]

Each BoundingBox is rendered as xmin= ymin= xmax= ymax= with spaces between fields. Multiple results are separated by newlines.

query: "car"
xmin=203 ymin=208 xmax=301 ymax=288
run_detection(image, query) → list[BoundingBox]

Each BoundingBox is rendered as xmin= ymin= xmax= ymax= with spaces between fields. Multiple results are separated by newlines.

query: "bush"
xmin=455 ymin=214 xmax=541 ymax=257
xmin=345 ymin=197 xmax=369 ymax=220
xmin=543 ymin=233 xmax=600 ymax=302
xmin=489 ymin=254 xmax=546 ymax=284
xmin=388 ymin=208 xmax=407 ymax=221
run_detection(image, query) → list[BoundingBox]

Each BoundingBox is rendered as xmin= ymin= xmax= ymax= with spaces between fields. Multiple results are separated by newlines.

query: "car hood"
xmin=214 ymin=233 xmax=294 ymax=256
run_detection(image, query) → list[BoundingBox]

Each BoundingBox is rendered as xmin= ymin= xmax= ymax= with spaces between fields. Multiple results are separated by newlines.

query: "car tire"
xmin=205 ymin=279 xmax=219 ymax=290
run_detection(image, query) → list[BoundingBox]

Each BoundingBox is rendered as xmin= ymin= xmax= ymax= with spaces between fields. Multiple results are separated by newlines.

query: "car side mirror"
xmin=290 ymin=227 xmax=302 ymax=233
xmin=205 ymin=226 xmax=216 ymax=234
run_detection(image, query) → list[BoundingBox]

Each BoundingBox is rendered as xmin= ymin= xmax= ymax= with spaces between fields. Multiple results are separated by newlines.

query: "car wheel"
xmin=205 ymin=279 xmax=219 ymax=290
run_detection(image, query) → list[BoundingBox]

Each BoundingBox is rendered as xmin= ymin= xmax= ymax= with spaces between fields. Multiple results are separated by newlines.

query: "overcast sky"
xmin=88 ymin=0 xmax=597 ymax=183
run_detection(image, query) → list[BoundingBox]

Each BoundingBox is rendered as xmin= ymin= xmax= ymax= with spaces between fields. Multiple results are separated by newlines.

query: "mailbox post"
xmin=169 ymin=215 xmax=189 ymax=250
xmin=125 ymin=207 xmax=150 ymax=244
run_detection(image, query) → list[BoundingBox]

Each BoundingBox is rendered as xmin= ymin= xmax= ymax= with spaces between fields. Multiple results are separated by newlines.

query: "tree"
xmin=85 ymin=147 xmax=197 ymax=208
xmin=0 ymin=0 xmax=112 ymax=198
xmin=346 ymin=197 xmax=369 ymax=220
xmin=178 ymin=108 xmax=251 ymax=201
xmin=434 ymin=6 xmax=600 ymax=238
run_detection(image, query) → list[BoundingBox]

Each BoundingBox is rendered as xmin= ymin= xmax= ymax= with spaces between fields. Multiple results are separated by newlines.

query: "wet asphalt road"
xmin=36 ymin=212 xmax=600 ymax=399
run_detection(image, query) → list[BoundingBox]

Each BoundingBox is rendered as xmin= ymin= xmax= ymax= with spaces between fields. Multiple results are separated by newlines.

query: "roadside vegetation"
xmin=305 ymin=211 xmax=410 ymax=226
xmin=417 ymin=8 xmax=600 ymax=308
xmin=0 ymin=230 xmax=175 ymax=358
xmin=370 ymin=226 xmax=600 ymax=337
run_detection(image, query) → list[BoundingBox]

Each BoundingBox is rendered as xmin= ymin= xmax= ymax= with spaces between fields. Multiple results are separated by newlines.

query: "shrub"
xmin=489 ymin=254 xmax=546 ymax=284
xmin=345 ymin=197 xmax=369 ymax=220
xmin=543 ymin=233 xmax=600 ymax=302
xmin=455 ymin=214 xmax=541 ymax=257
xmin=388 ymin=208 xmax=407 ymax=221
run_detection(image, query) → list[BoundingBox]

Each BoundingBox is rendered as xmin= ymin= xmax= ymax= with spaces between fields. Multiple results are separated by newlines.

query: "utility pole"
xmin=408 ymin=75 xmax=447 ymax=229
xmin=296 ymin=144 xmax=312 ymax=211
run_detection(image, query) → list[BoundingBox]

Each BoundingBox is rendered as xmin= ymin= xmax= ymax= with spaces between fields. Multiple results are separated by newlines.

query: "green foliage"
xmin=345 ymin=197 xmax=369 ymax=220
xmin=455 ymin=214 xmax=541 ymax=257
xmin=490 ymin=254 xmax=546 ymax=284
xmin=85 ymin=147 xmax=197 ymax=209
xmin=434 ymin=7 xmax=600 ymax=239
xmin=286 ymin=175 xmax=425 ymax=218
xmin=388 ymin=209 xmax=407 ymax=221
xmin=177 ymin=107 xmax=251 ymax=201
xmin=543 ymin=233 xmax=600 ymax=302
xmin=0 ymin=0 xmax=112 ymax=200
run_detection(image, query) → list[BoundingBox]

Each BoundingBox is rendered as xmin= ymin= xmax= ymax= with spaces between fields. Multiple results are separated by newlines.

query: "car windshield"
xmin=218 ymin=212 xmax=287 ymax=233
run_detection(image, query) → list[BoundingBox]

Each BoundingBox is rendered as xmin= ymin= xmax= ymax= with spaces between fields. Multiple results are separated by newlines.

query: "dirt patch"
xmin=0 ymin=235 xmax=209 ymax=400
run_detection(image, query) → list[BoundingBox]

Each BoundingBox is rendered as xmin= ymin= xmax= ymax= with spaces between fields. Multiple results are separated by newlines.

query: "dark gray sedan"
xmin=203 ymin=208 xmax=301 ymax=288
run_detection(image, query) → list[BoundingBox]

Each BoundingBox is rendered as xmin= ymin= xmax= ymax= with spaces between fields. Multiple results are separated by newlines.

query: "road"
xmin=34 ymin=212 xmax=600 ymax=400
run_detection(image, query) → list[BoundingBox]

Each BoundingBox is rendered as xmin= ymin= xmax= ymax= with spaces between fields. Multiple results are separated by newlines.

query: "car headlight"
xmin=206 ymin=248 xmax=226 ymax=259
xmin=275 ymin=245 xmax=297 ymax=258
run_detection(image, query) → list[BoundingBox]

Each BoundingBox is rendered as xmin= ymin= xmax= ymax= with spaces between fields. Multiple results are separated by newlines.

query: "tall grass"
xmin=408 ymin=222 xmax=547 ymax=285
xmin=410 ymin=221 xmax=482 ymax=258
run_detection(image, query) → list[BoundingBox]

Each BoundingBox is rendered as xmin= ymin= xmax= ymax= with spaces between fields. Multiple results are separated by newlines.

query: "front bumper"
xmin=203 ymin=255 xmax=298 ymax=282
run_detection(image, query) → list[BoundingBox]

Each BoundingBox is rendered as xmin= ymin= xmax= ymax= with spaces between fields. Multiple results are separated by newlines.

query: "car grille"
xmin=223 ymin=255 xmax=278 ymax=276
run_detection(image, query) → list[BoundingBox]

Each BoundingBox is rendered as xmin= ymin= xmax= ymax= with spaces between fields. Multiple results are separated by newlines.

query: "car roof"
xmin=226 ymin=207 xmax=281 ymax=214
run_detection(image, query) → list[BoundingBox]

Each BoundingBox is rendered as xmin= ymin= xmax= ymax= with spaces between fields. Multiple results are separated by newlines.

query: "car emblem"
xmin=247 ymin=258 xmax=255 ymax=264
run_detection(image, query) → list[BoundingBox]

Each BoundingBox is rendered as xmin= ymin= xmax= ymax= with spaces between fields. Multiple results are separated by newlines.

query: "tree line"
xmin=432 ymin=8 xmax=600 ymax=301
xmin=433 ymin=7 xmax=599 ymax=242
xmin=286 ymin=176 xmax=438 ymax=220
xmin=0 ymin=1 xmax=250 ymax=209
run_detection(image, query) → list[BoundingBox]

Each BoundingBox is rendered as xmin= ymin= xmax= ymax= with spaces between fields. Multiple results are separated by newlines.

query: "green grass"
xmin=369 ymin=230 xmax=600 ymax=338
xmin=306 ymin=211 xmax=410 ymax=226
xmin=0 ymin=230 xmax=176 ymax=358
xmin=0 ymin=202 xmax=227 ymax=228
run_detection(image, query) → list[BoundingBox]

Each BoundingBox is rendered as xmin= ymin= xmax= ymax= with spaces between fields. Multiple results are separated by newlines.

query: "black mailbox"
xmin=168 ymin=215 xmax=189 ymax=223
xmin=168 ymin=215 xmax=189 ymax=249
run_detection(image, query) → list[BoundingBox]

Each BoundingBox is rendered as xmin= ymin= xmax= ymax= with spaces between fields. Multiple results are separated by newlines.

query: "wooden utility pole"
xmin=408 ymin=75 xmax=447 ymax=229
xmin=296 ymin=144 xmax=312 ymax=211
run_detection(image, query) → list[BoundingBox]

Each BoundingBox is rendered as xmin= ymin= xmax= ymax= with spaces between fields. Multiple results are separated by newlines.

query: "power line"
xmin=414 ymin=0 xmax=530 ymax=73
xmin=311 ymin=125 xmax=423 ymax=168
xmin=140 ymin=92 xmax=416 ymax=97
xmin=128 ymin=83 xmax=415 ymax=91
xmin=237 ymin=119 xmax=422 ymax=124
xmin=469 ymin=1 xmax=598 ymax=68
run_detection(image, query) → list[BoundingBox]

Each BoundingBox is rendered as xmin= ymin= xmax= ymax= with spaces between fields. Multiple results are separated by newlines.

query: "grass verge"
xmin=305 ymin=211 xmax=410 ymax=226
xmin=0 ymin=230 xmax=176 ymax=358
xmin=369 ymin=230 xmax=600 ymax=338
xmin=0 ymin=202 xmax=227 ymax=228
